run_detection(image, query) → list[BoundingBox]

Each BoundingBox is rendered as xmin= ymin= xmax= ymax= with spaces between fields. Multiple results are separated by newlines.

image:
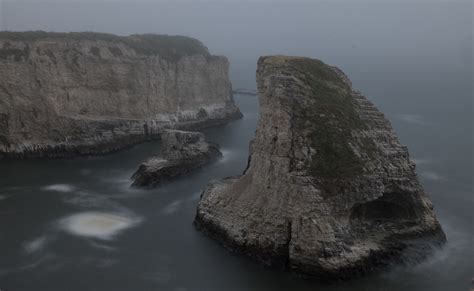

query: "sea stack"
xmin=131 ymin=130 xmax=221 ymax=187
xmin=195 ymin=56 xmax=445 ymax=279
xmin=0 ymin=31 xmax=241 ymax=159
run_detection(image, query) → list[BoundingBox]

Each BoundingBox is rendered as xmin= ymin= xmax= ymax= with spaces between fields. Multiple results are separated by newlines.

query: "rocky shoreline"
xmin=0 ymin=31 xmax=242 ymax=159
xmin=195 ymin=200 xmax=445 ymax=280
xmin=0 ymin=110 xmax=241 ymax=160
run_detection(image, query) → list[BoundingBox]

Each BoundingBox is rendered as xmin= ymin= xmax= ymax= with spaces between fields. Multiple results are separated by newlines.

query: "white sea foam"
xmin=411 ymin=158 xmax=429 ymax=166
xmin=162 ymin=200 xmax=183 ymax=215
xmin=87 ymin=240 xmax=117 ymax=251
xmin=102 ymin=172 xmax=138 ymax=191
xmin=420 ymin=171 xmax=446 ymax=181
xmin=24 ymin=236 xmax=48 ymax=254
xmin=42 ymin=184 xmax=75 ymax=193
xmin=80 ymin=169 xmax=92 ymax=175
xmin=402 ymin=221 xmax=472 ymax=277
xmin=218 ymin=149 xmax=232 ymax=164
xmin=59 ymin=212 xmax=142 ymax=240
xmin=95 ymin=258 xmax=119 ymax=268
xmin=397 ymin=113 xmax=426 ymax=125
xmin=82 ymin=257 xmax=119 ymax=268
xmin=62 ymin=191 xmax=120 ymax=209
xmin=143 ymin=270 xmax=173 ymax=283
xmin=187 ymin=191 xmax=202 ymax=202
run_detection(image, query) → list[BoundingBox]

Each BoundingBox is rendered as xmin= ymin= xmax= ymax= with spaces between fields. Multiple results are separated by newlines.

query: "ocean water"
xmin=0 ymin=92 xmax=472 ymax=290
xmin=0 ymin=1 xmax=472 ymax=290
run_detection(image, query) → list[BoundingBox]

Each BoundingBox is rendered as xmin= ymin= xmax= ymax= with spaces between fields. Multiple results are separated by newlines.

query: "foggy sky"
xmin=1 ymin=0 xmax=472 ymax=179
xmin=0 ymin=0 xmax=472 ymax=95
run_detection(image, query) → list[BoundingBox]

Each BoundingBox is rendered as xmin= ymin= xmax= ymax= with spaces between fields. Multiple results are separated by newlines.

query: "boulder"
xmin=132 ymin=130 xmax=221 ymax=187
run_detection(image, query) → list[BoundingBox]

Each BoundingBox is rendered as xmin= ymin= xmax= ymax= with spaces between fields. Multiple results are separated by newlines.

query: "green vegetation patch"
xmin=89 ymin=46 xmax=101 ymax=57
xmin=287 ymin=58 xmax=368 ymax=179
xmin=126 ymin=34 xmax=210 ymax=61
xmin=44 ymin=49 xmax=57 ymax=63
xmin=0 ymin=46 xmax=29 ymax=61
xmin=0 ymin=31 xmax=210 ymax=61
xmin=108 ymin=46 xmax=123 ymax=57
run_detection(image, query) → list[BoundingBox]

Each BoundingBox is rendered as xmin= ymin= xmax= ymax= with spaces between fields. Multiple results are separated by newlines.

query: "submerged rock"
xmin=195 ymin=56 xmax=445 ymax=279
xmin=131 ymin=130 xmax=221 ymax=187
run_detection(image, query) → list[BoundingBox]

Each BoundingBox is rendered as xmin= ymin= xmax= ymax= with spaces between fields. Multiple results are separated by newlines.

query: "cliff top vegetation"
xmin=0 ymin=31 xmax=210 ymax=61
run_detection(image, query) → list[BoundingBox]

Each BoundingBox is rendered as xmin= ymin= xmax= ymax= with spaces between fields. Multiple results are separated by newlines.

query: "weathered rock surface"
xmin=0 ymin=31 xmax=241 ymax=159
xmin=132 ymin=130 xmax=221 ymax=187
xmin=195 ymin=56 xmax=446 ymax=279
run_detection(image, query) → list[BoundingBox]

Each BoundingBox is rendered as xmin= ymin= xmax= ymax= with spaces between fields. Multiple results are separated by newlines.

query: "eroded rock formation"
xmin=131 ymin=129 xmax=221 ymax=187
xmin=0 ymin=31 xmax=241 ymax=158
xmin=195 ymin=56 xmax=445 ymax=279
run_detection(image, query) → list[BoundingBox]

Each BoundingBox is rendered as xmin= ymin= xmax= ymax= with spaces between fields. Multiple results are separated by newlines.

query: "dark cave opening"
xmin=350 ymin=193 xmax=418 ymax=225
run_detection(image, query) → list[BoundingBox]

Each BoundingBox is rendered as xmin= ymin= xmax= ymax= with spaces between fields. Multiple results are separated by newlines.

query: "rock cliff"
xmin=131 ymin=129 xmax=221 ymax=187
xmin=0 ymin=31 xmax=241 ymax=158
xmin=195 ymin=56 xmax=445 ymax=279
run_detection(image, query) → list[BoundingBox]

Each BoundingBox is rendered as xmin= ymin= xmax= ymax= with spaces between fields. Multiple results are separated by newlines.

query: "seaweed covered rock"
xmin=194 ymin=56 xmax=445 ymax=279
xmin=131 ymin=130 xmax=221 ymax=187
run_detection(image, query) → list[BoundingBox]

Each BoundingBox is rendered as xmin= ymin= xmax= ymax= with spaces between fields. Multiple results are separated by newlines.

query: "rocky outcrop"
xmin=131 ymin=130 xmax=221 ymax=187
xmin=195 ymin=56 xmax=445 ymax=279
xmin=0 ymin=31 xmax=241 ymax=158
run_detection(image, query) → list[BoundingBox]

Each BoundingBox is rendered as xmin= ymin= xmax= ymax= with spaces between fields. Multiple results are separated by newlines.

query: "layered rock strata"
xmin=0 ymin=31 xmax=241 ymax=158
xmin=132 ymin=130 xmax=221 ymax=187
xmin=195 ymin=56 xmax=445 ymax=279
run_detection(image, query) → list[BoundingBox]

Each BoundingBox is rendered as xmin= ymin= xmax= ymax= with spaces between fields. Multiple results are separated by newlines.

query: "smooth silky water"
xmin=0 ymin=91 xmax=472 ymax=290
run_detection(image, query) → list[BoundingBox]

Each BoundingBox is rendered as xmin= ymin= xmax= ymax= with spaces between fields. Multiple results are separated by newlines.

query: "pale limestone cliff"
xmin=195 ymin=56 xmax=445 ymax=279
xmin=0 ymin=31 xmax=241 ymax=158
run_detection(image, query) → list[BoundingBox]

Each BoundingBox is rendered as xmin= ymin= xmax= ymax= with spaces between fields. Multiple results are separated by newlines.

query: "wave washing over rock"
xmin=0 ymin=31 xmax=242 ymax=159
xmin=41 ymin=184 xmax=75 ymax=193
xmin=195 ymin=56 xmax=446 ymax=280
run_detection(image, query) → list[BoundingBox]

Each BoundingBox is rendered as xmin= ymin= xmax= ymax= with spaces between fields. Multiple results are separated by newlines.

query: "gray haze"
xmin=1 ymin=0 xmax=471 ymax=167
xmin=1 ymin=1 xmax=472 ymax=90
xmin=0 ymin=1 xmax=472 ymax=290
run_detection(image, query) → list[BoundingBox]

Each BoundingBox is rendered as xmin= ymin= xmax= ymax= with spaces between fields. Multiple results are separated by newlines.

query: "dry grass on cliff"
xmin=0 ymin=31 xmax=210 ymax=61
xmin=288 ymin=57 xmax=370 ymax=179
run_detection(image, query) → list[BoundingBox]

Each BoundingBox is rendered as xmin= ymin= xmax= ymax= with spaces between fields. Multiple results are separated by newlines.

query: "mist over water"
xmin=0 ymin=1 xmax=472 ymax=290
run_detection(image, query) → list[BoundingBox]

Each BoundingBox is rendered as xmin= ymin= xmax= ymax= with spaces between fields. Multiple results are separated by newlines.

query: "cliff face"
xmin=195 ymin=56 xmax=445 ymax=279
xmin=0 ymin=32 xmax=241 ymax=158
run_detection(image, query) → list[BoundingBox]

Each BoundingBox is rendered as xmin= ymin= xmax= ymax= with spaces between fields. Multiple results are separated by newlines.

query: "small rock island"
xmin=195 ymin=56 xmax=446 ymax=279
xmin=132 ymin=130 xmax=221 ymax=187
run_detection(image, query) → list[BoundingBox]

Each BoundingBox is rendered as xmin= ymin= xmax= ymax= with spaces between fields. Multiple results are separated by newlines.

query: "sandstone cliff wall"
xmin=0 ymin=32 xmax=241 ymax=158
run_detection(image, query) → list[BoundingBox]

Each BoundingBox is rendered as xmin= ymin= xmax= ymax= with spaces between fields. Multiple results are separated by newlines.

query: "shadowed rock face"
xmin=0 ymin=32 xmax=241 ymax=159
xmin=131 ymin=130 xmax=221 ymax=188
xmin=195 ymin=55 xmax=445 ymax=280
